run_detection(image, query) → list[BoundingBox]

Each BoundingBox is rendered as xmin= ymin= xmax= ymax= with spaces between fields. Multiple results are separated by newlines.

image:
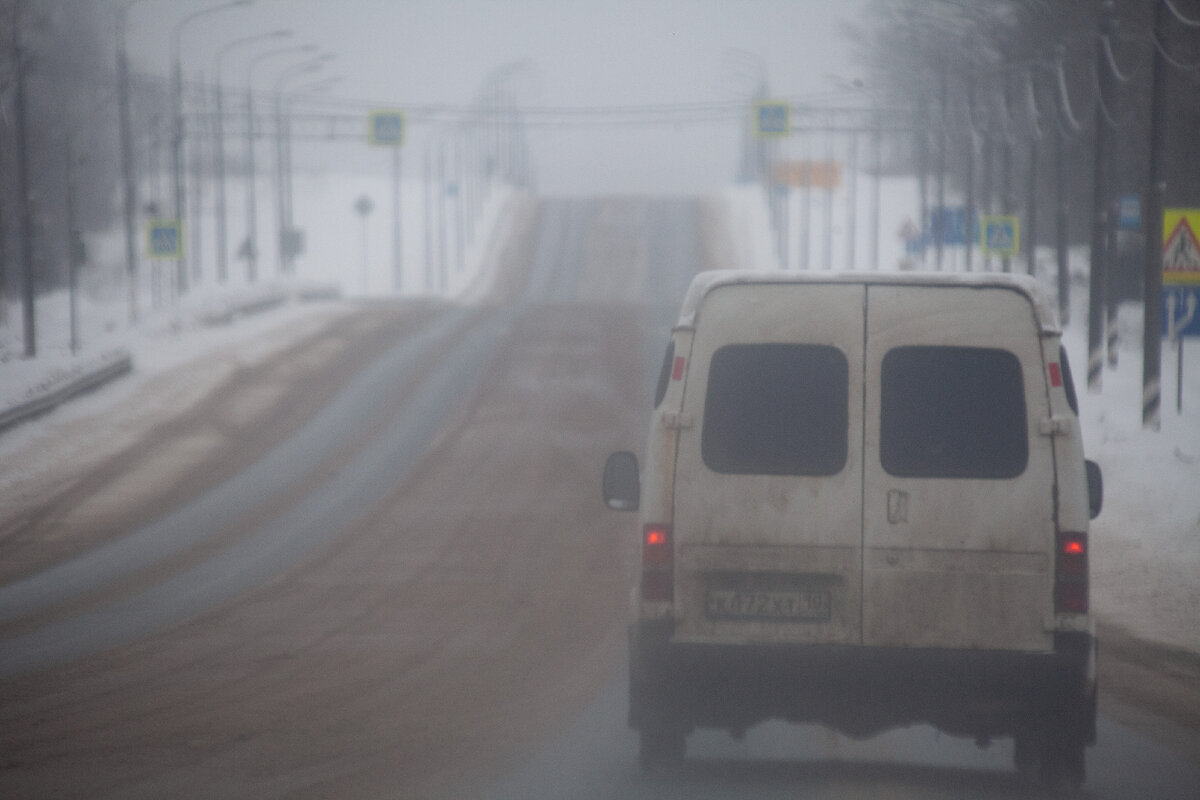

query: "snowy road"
xmin=0 ymin=197 xmax=1196 ymax=798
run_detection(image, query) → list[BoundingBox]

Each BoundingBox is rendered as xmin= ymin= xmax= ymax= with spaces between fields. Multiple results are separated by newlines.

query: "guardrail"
xmin=0 ymin=349 xmax=134 ymax=435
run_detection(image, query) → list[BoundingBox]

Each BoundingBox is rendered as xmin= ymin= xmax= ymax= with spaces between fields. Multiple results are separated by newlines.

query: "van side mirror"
xmin=603 ymin=451 xmax=640 ymax=511
xmin=1085 ymin=460 xmax=1103 ymax=519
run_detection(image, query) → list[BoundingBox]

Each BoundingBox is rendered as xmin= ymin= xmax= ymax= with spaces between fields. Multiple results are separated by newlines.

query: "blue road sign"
xmin=1163 ymin=286 xmax=1200 ymax=339
xmin=369 ymin=109 xmax=405 ymax=146
xmin=1118 ymin=194 xmax=1141 ymax=232
xmin=146 ymin=220 xmax=182 ymax=259
xmin=754 ymin=101 xmax=790 ymax=137
xmin=929 ymin=206 xmax=976 ymax=246
xmin=982 ymin=215 xmax=1019 ymax=256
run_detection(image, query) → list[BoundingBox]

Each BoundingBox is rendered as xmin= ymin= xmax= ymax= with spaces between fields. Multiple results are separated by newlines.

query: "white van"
xmin=603 ymin=271 xmax=1103 ymax=788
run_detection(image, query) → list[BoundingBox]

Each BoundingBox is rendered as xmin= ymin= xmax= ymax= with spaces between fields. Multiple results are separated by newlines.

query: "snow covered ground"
xmin=0 ymin=178 xmax=1197 ymax=656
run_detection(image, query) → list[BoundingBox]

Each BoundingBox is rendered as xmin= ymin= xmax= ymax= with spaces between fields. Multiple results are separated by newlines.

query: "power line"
xmin=1163 ymin=0 xmax=1200 ymax=28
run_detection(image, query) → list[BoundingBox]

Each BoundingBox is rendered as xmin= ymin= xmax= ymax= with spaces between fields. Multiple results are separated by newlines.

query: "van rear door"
xmin=671 ymin=282 xmax=864 ymax=645
xmin=861 ymin=284 xmax=1055 ymax=652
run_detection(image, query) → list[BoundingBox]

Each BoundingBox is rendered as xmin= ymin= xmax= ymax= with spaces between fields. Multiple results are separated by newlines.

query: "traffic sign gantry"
xmin=368 ymin=109 xmax=406 ymax=147
xmin=754 ymin=100 xmax=790 ymax=138
xmin=146 ymin=220 xmax=182 ymax=259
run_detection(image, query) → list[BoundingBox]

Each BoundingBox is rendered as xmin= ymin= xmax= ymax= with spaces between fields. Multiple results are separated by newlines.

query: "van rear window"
xmin=702 ymin=344 xmax=848 ymax=476
xmin=880 ymin=346 xmax=1027 ymax=479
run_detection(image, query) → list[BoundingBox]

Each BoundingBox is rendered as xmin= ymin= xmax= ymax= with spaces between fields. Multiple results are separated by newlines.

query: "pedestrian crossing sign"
xmin=1163 ymin=209 xmax=1200 ymax=285
xmin=146 ymin=220 xmax=182 ymax=259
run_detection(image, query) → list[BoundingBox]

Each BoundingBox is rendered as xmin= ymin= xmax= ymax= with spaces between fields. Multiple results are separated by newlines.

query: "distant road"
xmin=0 ymin=197 xmax=1196 ymax=799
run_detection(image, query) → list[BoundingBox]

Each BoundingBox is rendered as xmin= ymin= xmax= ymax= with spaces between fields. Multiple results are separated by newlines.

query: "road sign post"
xmin=369 ymin=110 xmax=406 ymax=292
xmin=1162 ymin=209 xmax=1200 ymax=413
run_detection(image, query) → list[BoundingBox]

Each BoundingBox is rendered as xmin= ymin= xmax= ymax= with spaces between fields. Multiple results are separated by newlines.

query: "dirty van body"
xmin=602 ymin=271 xmax=1103 ymax=788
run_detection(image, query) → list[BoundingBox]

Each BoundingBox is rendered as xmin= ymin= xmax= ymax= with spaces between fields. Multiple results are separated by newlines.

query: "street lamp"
xmin=271 ymin=57 xmax=336 ymax=276
xmin=281 ymin=77 xmax=343 ymax=277
xmin=170 ymin=0 xmax=253 ymax=296
xmin=244 ymin=44 xmax=318 ymax=282
xmin=115 ymin=0 xmax=157 ymax=324
xmin=212 ymin=29 xmax=291 ymax=283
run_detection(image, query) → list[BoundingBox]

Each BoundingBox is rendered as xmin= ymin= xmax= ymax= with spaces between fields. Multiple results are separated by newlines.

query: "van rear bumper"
xmin=629 ymin=620 xmax=1096 ymax=742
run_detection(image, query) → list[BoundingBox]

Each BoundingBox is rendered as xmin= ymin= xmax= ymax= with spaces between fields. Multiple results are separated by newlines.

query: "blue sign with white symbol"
xmin=929 ymin=206 xmax=977 ymax=246
xmin=1118 ymin=194 xmax=1141 ymax=232
xmin=146 ymin=220 xmax=182 ymax=259
xmin=1163 ymin=286 xmax=1200 ymax=339
xmin=754 ymin=101 xmax=790 ymax=137
xmin=981 ymin=215 xmax=1019 ymax=256
xmin=369 ymin=110 xmax=405 ymax=146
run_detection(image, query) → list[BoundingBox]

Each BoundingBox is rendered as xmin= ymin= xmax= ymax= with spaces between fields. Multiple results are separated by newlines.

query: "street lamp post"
xmin=271 ymin=54 xmax=333 ymax=276
xmin=278 ymin=75 xmax=342 ymax=277
xmin=244 ymin=45 xmax=317 ymax=282
xmin=170 ymin=0 xmax=252 ymax=296
xmin=116 ymin=0 xmax=155 ymax=324
xmin=213 ymin=29 xmax=291 ymax=283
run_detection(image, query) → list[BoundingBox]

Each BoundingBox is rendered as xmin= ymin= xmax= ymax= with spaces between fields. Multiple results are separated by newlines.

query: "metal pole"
xmin=1002 ymin=65 xmax=1014 ymax=274
xmin=1087 ymin=4 xmax=1114 ymax=394
xmin=393 ymin=145 xmax=402 ymax=291
xmin=13 ymin=0 xmax=36 ymax=357
xmin=935 ymin=62 xmax=948 ymax=271
xmin=1027 ymin=134 xmax=1038 ymax=276
xmin=424 ymin=144 xmax=433 ymax=292
xmin=65 ymin=138 xmax=79 ymax=355
xmin=245 ymin=83 xmax=258 ymax=281
xmin=214 ymin=78 xmax=229 ymax=282
xmin=170 ymin=56 xmax=188 ymax=294
xmin=823 ymin=128 xmax=834 ymax=270
xmin=871 ymin=106 xmax=882 ymax=270
xmin=846 ymin=129 xmax=857 ymax=270
xmin=1056 ymin=101 xmax=1071 ymax=325
xmin=965 ymin=73 xmax=976 ymax=273
xmin=1142 ymin=0 xmax=1168 ymax=431
xmin=117 ymin=3 xmax=141 ymax=321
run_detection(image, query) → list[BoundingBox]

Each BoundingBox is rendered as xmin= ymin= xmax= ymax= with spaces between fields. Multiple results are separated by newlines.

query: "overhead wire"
xmin=1163 ymin=0 xmax=1200 ymax=27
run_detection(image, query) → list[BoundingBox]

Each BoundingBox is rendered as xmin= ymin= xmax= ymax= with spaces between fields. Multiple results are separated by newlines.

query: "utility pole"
xmin=1055 ymin=44 xmax=1072 ymax=325
xmin=1002 ymin=58 xmax=1014 ymax=274
xmin=1087 ymin=3 xmax=1114 ymax=393
xmin=13 ymin=0 xmax=36 ymax=357
xmin=935 ymin=60 xmax=947 ymax=271
xmin=965 ymin=72 xmax=977 ymax=273
xmin=116 ymin=2 xmax=140 ymax=322
xmin=1141 ymin=0 xmax=1169 ymax=431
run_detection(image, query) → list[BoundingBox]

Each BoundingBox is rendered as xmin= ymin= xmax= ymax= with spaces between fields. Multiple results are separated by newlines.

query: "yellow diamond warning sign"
xmin=1164 ymin=208 xmax=1200 ymax=285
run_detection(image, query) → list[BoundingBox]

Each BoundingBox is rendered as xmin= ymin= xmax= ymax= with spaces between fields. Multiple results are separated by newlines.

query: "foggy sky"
xmin=121 ymin=0 xmax=867 ymax=194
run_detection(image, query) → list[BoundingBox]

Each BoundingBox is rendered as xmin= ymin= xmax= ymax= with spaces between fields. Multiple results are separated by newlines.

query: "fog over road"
xmin=0 ymin=197 xmax=1197 ymax=798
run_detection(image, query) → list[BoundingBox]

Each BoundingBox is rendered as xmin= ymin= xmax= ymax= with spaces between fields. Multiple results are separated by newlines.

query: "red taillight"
xmin=642 ymin=524 xmax=673 ymax=601
xmin=1055 ymin=533 xmax=1089 ymax=613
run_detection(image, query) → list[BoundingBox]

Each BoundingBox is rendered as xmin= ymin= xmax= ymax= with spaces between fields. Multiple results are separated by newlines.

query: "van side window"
xmin=702 ymin=344 xmax=848 ymax=476
xmin=654 ymin=341 xmax=675 ymax=408
xmin=881 ymin=346 xmax=1028 ymax=479
xmin=1059 ymin=346 xmax=1079 ymax=415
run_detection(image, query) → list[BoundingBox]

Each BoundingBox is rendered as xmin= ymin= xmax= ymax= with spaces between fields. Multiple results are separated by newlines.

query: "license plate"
xmin=706 ymin=588 xmax=830 ymax=622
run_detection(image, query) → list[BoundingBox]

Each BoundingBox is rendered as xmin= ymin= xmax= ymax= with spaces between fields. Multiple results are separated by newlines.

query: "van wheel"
xmin=638 ymin=726 xmax=685 ymax=770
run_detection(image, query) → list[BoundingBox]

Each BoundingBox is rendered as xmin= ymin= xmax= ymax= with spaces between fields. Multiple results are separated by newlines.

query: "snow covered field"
xmin=0 ymin=178 xmax=1197 ymax=656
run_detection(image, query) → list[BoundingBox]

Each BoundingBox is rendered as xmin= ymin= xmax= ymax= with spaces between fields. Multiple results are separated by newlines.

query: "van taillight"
xmin=642 ymin=524 xmax=673 ymax=602
xmin=1055 ymin=533 xmax=1089 ymax=614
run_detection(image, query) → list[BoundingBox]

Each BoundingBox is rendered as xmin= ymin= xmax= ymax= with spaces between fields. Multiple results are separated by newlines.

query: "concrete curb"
xmin=0 ymin=350 xmax=134 ymax=435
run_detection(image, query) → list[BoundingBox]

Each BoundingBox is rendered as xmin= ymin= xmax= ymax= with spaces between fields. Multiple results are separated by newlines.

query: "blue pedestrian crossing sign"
xmin=981 ymin=215 xmax=1020 ymax=256
xmin=146 ymin=219 xmax=182 ymax=259
xmin=754 ymin=100 xmax=790 ymax=138
xmin=369 ymin=109 xmax=406 ymax=146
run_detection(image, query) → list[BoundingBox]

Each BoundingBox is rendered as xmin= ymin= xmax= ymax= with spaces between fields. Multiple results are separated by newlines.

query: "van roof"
xmin=676 ymin=270 xmax=1062 ymax=335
